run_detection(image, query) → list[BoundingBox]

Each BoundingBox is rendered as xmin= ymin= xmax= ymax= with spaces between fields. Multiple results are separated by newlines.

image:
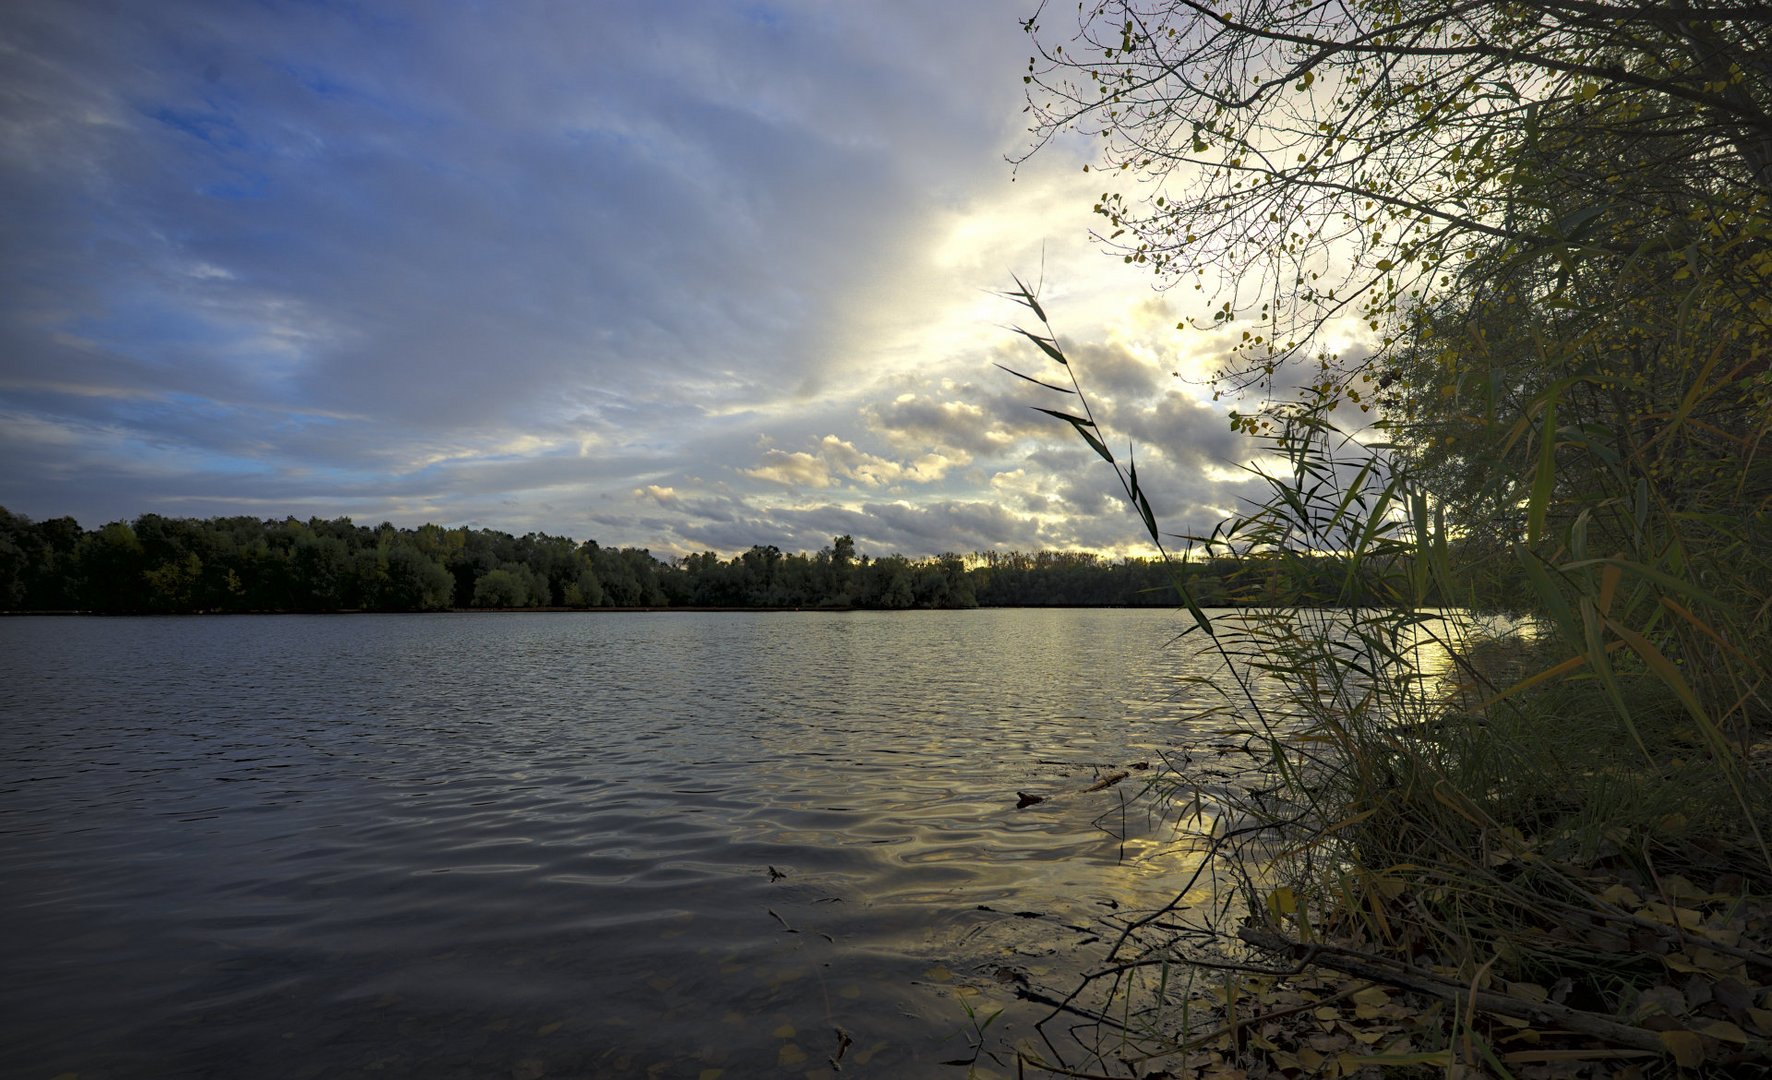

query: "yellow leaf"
xmin=1352 ymin=986 xmax=1389 ymax=1009
xmin=1635 ymin=985 xmax=1686 ymax=1020
xmin=1700 ymin=1020 xmax=1749 ymax=1044
xmin=1664 ymin=953 xmax=1702 ymax=974
xmin=1747 ymin=1008 xmax=1772 ymax=1035
xmin=772 ymin=1024 xmax=796 ymax=1039
xmin=1268 ymin=886 xmax=1297 ymax=917
xmin=1640 ymin=902 xmax=1704 ymax=929
xmin=1697 ymin=925 xmax=1741 ymax=948
xmin=1694 ymin=948 xmax=1743 ymax=974
xmin=777 ymin=1044 xmax=806 ymax=1067
xmin=537 ymin=1021 xmax=563 ymax=1036
xmin=1659 ymin=1030 xmax=1705 ymax=1068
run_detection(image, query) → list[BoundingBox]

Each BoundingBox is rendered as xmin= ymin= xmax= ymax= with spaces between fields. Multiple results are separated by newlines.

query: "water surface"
xmin=3 ymin=609 xmax=1245 ymax=1078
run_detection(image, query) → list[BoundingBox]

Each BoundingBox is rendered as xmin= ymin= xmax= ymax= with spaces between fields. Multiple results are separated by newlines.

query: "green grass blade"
xmin=993 ymin=363 xmax=1076 ymax=394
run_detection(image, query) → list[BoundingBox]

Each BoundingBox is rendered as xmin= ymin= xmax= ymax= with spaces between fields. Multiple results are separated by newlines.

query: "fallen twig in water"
xmin=1081 ymin=772 xmax=1128 ymax=793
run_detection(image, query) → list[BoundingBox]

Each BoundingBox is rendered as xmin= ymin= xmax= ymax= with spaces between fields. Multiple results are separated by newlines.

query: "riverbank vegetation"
xmin=1007 ymin=0 xmax=1771 ymax=1075
xmin=0 ymin=506 xmax=1492 ymax=614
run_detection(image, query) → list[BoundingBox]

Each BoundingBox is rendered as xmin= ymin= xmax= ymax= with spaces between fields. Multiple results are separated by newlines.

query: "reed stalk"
xmin=1000 ymin=276 xmax=1772 ymax=1076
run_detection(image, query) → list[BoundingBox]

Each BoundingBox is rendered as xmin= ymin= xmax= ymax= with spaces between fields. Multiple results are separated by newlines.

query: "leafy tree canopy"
xmin=1020 ymin=0 xmax=1772 ymax=412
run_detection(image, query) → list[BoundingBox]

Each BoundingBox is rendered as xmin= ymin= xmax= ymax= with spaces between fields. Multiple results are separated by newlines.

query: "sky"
xmin=0 ymin=0 xmax=1279 ymax=559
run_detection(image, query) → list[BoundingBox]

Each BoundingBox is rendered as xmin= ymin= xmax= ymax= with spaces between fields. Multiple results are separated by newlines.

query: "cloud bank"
xmin=1 ymin=0 xmax=1273 ymax=557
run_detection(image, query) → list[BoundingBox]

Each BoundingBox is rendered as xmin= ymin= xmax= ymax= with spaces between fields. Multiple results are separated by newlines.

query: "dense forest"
xmin=0 ymin=505 xmax=1473 ymax=614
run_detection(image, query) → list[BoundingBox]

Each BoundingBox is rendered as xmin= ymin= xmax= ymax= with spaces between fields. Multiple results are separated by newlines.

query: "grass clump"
xmin=998 ymin=280 xmax=1772 ymax=1078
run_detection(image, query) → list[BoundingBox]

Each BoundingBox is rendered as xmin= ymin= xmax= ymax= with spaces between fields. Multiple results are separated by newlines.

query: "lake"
xmin=1 ymin=609 xmax=1285 ymax=1078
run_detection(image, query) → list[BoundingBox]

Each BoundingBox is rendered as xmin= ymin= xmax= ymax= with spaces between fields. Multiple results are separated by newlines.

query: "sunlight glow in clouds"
xmin=0 ymin=0 xmax=1274 ymax=557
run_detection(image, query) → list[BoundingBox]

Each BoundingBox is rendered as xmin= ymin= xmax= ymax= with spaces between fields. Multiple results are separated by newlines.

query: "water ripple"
xmin=2 ymin=609 xmax=1239 ymax=1078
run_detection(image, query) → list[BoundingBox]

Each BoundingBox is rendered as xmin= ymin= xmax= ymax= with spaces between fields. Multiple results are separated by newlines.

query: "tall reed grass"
xmin=999 ymin=276 xmax=1771 ymax=1076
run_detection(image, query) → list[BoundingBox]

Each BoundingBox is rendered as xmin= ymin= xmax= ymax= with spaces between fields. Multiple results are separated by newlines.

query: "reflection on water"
xmin=2 ymin=609 xmax=1256 ymax=1078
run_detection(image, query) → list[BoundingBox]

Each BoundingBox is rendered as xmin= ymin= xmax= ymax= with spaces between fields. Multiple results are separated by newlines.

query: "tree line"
xmin=0 ymin=506 xmax=1490 ymax=614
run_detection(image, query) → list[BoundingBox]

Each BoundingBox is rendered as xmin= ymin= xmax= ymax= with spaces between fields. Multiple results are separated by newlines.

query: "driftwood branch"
xmin=1237 ymin=927 xmax=1664 ymax=1053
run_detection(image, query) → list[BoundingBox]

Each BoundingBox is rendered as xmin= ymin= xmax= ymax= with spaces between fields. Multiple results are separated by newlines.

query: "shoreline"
xmin=0 ymin=602 xmax=1186 ymax=616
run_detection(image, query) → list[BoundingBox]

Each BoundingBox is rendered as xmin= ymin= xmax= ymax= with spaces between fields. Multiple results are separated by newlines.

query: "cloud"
xmin=743 ymin=433 xmax=960 ymax=490
xmin=862 ymin=393 xmax=1005 ymax=456
xmin=1 ymin=0 xmax=1295 ymax=558
xmin=745 ymin=448 xmax=837 ymax=489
